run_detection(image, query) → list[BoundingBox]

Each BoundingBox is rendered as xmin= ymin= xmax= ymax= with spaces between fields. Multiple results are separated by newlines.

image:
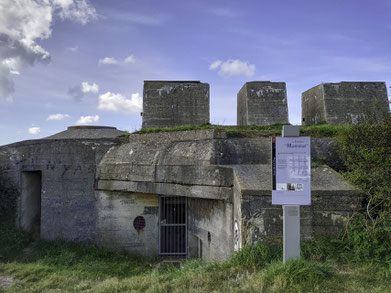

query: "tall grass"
xmin=0 ymin=227 xmax=390 ymax=292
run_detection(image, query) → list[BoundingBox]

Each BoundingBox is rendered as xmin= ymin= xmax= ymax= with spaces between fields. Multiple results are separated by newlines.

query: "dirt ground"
xmin=0 ymin=273 xmax=20 ymax=290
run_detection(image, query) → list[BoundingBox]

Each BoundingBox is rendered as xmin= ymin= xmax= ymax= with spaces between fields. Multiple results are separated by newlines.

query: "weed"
xmin=228 ymin=242 xmax=281 ymax=270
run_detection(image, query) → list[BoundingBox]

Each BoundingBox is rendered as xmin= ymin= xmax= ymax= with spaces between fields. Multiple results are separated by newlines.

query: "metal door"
xmin=159 ymin=196 xmax=187 ymax=256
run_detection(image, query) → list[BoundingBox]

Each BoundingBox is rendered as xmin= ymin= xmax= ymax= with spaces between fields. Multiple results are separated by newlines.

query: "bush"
xmin=336 ymin=114 xmax=391 ymax=263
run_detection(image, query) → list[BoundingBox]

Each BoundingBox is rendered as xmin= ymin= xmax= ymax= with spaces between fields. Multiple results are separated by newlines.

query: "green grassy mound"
xmin=119 ymin=123 xmax=348 ymax=138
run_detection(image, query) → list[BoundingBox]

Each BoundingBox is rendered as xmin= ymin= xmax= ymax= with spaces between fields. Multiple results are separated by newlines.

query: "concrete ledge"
xmin=127 ymin=129 xmax=226 ymax=144
xmin=233 ymin=164 xmax=361 ymax=196
xmin=96 ymin=180 xmax=233 ymax=202
xmin=98 ymin=164 xmax=234 ymax=187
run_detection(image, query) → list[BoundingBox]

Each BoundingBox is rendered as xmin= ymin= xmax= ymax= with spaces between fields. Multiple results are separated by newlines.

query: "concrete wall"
xmin=188 ymin=198 xmax=234 ymax=261
xmin=96 ymin=191 xmax=159 ymax=255
xmin=302 ymin=82 xmax=390 ymax=125
xmin=237 ymin=81 xmax=289 ymax=126
xmin=142 ymin=81 xmax=210 ymax=129
xmin=0 ymin=129 xmax=364 ymax=262
xmin=302 ymin=84 xmax=326 ymax=125
xmin=232 ymin=165 xmax=362 ymax=247
xmin=0 ymin=138 xmax=119 ymax=242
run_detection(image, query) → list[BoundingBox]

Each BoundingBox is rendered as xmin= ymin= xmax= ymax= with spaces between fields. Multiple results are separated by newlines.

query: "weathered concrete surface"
xmin=128 ymin=128 xmax=226 ymax=144
xmin=97 ymin=180 xmax=232 ymax=201
xmin=96 ymin=191 xmax=159 ymax=256
xmin=188 ymin=198 xmax=233 ymax=262
xmin=237 ymin=81 xmax=289 ymax=126
xmin=302 ymin=82 xmax=390 ymax=125
xmin=44 ymin=126 xmax=127 ymax=139
xmin=0 ymin=128 xmax=363 ymax=262
xmin=0 ymin=136 xmax=120 ymax=243
xmin=142 ymin=81 xmax=210 ymax=129
xmin=96 ymin=130 xmax=359 ymax=260
xmin=232 ymin=164 xmax=362 ymax=249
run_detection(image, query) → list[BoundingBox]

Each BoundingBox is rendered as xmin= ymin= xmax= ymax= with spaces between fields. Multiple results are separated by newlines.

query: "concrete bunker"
xmin=302 ymin=81 xmax=390 ymax=125
xmin=20 ymin=171 xmax=42 ymax=235
xmin=142 ymin=81 xmax=210 ymax=129
xmin=0 ymin=79 xmax=377 ymax=262
xmin=0 ymin=125 xmax=364 ymax=262
xmin=237 ymin=81 xmax=289 ymax=126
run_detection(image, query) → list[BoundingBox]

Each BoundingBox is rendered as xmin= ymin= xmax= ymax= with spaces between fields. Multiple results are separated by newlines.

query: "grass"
xmin=1 ymin=232 xmax=390 ymax=292
xmin=0 ymin=222 xmax=30 ymax=261
xmin=119 ymin=123 xmax=350 ymax=138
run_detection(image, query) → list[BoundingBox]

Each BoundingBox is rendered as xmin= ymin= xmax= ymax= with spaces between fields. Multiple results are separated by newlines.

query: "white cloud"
xmin=98 ymin=57 xmax=118 ymax=65
xmin=76 ymin=115 xmax=99 ymax=125
xmin=68 ymin=81 xmax=99 ymax=100
xmin=97 ymin=92 xmax=142 ymax=113
xmin=28 ymin=127 xmax=40 ymax=134
xmin=124 ymin=55 xmax=136 ymax=64
xmin=0 ymin=0 xmax=97 ymax=101
xmin=99 ymin=55 xmax=136 ymax=65
xmin=209 ymin=60 xmax=222 ymax=70
xmin=81 ymin=82 xmax=99 ymax=93
xmin=53 ymin=0 xmax=98 ymax=25
xmin=47 ymin=113 xmax=70 ymax=120
xmin=209 ymin=59 xmax=256 ymax=77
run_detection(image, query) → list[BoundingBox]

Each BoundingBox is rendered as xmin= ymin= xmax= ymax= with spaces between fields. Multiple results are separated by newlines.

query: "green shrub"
xmin=336 ymin=114 xmax=391 ymax=263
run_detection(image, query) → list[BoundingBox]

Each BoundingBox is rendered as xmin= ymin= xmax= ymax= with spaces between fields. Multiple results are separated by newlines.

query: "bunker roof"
xmin=44 ymin=126 xmax=127 ymax=139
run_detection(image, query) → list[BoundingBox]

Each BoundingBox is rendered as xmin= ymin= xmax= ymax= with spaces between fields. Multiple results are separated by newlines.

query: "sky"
xmin=0 ymin=0 xmax=391 ymax=145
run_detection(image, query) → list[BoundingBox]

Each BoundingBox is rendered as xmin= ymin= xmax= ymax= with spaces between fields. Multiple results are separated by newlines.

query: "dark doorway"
xmin=159 ymin=196 xmax=187 ymax=256
xmin=21 ymin=171 xmax=42 ymax=237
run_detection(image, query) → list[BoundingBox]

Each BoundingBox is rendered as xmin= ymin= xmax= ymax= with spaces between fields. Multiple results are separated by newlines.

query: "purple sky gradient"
xmin=1 ymin=0 xmax=390 ymax=145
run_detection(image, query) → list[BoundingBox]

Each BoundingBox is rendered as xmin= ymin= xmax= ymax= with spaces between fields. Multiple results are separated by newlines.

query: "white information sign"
xmin=272 ymin=136 xmax=311 ymax=205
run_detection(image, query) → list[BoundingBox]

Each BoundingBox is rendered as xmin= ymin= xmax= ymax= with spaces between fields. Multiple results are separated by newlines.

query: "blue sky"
xmin=1 ymin=0 xmax=390 ymax=145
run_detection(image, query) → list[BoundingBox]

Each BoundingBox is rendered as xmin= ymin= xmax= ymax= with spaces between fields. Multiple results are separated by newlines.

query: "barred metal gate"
xmin=159 ymin=196 xmax=187 ymax=256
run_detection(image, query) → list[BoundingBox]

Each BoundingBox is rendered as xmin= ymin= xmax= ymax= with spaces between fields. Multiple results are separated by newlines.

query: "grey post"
xmin=282 ymin=125 xmax=300 ymax=263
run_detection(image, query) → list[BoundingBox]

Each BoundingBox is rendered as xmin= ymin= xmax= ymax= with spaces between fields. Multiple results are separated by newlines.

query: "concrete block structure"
xmin=302 ymin=82 xmax=390 ymax=125
xmin=237 ymin=81 xmax=289 ymax=126
xmin=0 ymin=126 xmax=362 ymax=261
xmin=142 ymin=81 xmax=210 ymax=129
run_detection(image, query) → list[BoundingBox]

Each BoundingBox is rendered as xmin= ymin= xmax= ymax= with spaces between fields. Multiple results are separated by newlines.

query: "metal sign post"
xmin=272 ymin=125 xmax=311 ymax=263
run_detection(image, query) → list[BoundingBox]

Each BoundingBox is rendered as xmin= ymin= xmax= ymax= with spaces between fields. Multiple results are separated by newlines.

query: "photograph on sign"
xmin=272 ymin=136 xmax=311 ymax=205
